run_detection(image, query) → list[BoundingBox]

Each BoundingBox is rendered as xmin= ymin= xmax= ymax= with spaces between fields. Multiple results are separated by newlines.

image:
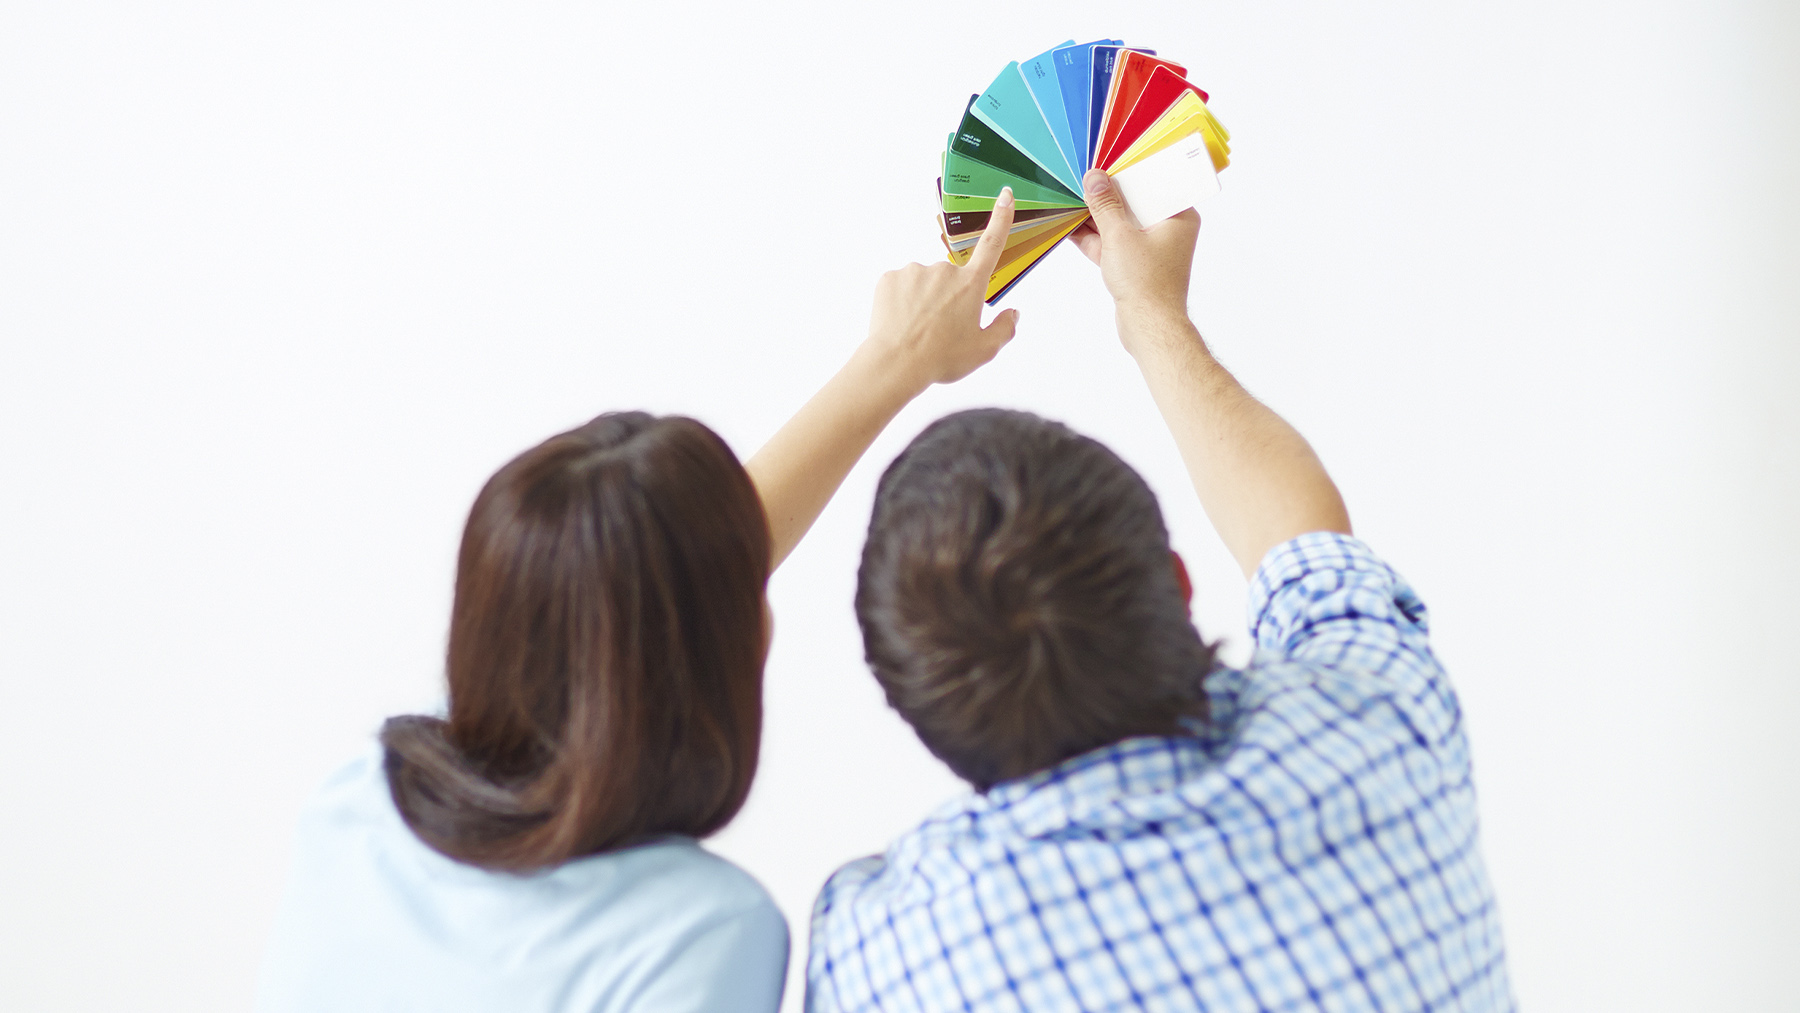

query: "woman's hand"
xmin=746 ymin=188 xmax=1023 ymax=571
xmin=866 ymin=187 xmax=1021 ymax=393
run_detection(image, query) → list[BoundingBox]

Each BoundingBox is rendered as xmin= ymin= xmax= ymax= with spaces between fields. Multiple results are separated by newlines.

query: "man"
xmin=806 ymin=169 xmax=1513 ymax=1012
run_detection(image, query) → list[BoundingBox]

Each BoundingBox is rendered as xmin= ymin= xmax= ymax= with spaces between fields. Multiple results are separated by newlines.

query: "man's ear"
xmin=1171 ymin=550 xmax=1193 ymax=610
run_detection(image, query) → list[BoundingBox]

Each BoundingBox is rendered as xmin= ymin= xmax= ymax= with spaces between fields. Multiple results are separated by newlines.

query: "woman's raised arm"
xmin=746 ymin=189 xmax=1020 ymax=571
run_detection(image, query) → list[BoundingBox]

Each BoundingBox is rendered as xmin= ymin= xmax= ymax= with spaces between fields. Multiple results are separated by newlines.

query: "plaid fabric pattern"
xmin=806 ymin=533 xmax=1512 ymax=1012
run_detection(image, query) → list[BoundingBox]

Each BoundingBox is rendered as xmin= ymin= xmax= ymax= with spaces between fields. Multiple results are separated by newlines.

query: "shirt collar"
xmin=917 ymin=734 xmax=1217 ymax=845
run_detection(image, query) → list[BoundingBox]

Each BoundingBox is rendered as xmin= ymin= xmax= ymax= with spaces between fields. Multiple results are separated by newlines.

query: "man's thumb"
xmin=1083 ymin=169 xmax=1141 ymax=234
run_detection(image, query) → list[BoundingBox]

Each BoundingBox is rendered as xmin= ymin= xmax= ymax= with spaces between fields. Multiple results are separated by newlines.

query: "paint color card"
xmin=943 ymin=211 xmax=1080 ymax=251
xmin=946 ymin=212 xmax=1088 ymax=265
xmin=951 ymin=99 xmax=1081 ymax=202
xmin=1094 ymin=53 xmax=1187 ymax=167
xmin=944 ymin=216 xmax=1069 ymax=269
xmin=938 ymin=176 xmax=1074 ymax=213
xmin=1110 ymin=93 xmax=1230 ymax=173
xmin=1087 ymin=46 xmax=1153 ymax=168
xmin=943 ymin=205 xmax=1085 ymax=242
xmin=981 ymin=214 xmax=1089 ymax=302
xmin=1098 ymin=66 xmax=1205 ymax=169
xmin=971 ymin=63 xmax=1084 ymax=193
xmin=1020 ymin=41 xmax=1080 ymax=184
xmin=1109 ymin=99 xmax=1207 ymax=172
xmin=985 ymin=249 xmax=1053 ymax=303
xmin=944 ymin=210 xmax=1087 ymax=252
xmin=1051 ymin=39 xmax=1118 ymax=171
xmin=983 ymin=214 xmax=1089 ymax=303
xmin=942 ymin=205 xmax=1086 ymax=242
xmin=944 ymin=138 xmax=1086 ymax=207
xmin=939 ymin=39 xmax=1228 ymax=302
xmin=1108 ymin=131 xmax=1219 ymax=225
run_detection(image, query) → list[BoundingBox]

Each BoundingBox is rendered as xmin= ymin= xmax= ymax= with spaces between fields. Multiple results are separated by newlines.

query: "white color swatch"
xmin=1108 ymin=130 xmax=1220 ymax=224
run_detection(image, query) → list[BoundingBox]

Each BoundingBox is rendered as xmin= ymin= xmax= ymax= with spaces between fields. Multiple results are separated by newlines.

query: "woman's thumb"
xmin=1083 ymin=169 xmax=1142 ymax=234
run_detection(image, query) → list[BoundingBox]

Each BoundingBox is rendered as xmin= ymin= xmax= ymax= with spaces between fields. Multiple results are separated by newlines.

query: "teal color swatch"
xmin=970 ymin=62 xmax=1084 ymax=195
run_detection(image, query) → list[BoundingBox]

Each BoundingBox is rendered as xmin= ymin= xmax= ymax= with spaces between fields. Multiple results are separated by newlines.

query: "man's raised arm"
xmin=1070 ymin=169 xmax=1351 ymax=577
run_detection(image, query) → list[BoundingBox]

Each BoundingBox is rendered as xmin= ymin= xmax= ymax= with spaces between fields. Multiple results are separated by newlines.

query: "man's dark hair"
xmin=856 ymin=408 xmax=1213 ymax=791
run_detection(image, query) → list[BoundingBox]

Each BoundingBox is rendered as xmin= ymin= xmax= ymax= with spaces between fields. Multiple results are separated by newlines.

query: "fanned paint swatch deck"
xmin=938 ymin=40 xmax=1232 ymax=302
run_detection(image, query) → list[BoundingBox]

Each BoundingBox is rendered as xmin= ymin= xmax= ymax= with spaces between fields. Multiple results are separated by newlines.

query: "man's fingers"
xmin=1069 ymin=219 xmax=1102 ymax=265
xmin=963 ymin=186 xmax=1015 ymax=280
xmin=1083 ymin=169 xmax=1142 ymax=236
xmin=1153 ymin=208 xmax=1201 ymax=234
xmin=1141 ymin=208 xmax=1201 ymax=257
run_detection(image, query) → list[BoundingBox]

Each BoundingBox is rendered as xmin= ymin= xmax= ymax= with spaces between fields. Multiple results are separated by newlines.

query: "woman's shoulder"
xmin=303 ymin=743 xmax=777 ymax=922
xmin=553 ymin=834 xmax=782 ymax=926
xmin=528 ymin=830 xmax=790 ymax=1009
xmin=261 ymin=747 xmax=788 ymax=1013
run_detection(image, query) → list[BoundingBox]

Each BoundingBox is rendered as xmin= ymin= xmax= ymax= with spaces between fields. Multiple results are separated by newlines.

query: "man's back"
xmin=809 ymin=533 xmax=1512 ymax=1012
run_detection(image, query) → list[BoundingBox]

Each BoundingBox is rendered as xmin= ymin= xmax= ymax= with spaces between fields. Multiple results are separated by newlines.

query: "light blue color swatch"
xmin=1019 ymin=40 xmax=1079 ymax=188
xmin=971 ymin=61 xmax=1084 ymax=195
xmin=1052 ymin=39 xmax=1118 ymax=170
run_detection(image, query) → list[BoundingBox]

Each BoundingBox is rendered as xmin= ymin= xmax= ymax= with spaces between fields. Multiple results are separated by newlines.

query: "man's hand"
xmin=1070 ymin=169 xmax=1199 ymax=332
xmin=867 ymin=187 xmax=1021 ymax=392
xmin=1071 ymin=168 xmax=1351 ymax=578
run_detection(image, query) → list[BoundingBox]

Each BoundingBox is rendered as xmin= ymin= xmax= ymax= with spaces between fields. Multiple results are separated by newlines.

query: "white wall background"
xmin=2 ymin=1 xmax=1795 ymax=1010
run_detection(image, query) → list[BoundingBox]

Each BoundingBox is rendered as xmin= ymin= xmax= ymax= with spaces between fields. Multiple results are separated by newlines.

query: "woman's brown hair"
xmin=381 ymin=412 xmax=770 ymax=872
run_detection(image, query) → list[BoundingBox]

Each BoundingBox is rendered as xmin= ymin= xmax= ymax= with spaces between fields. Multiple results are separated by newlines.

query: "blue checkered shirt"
xmin=806 ymin=533 xmax=1512 ymax=1012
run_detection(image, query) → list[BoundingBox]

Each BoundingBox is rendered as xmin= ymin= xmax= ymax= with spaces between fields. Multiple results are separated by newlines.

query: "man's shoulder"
xmin=814 ymin=790 xmax=984 ymax=911
xmin=1241 ymin=531 xmax=1466 ymax=749
xmin=814 ymin=853 xmax=892 ymax=911
xmin=814 ymin=738 xmax=1215 ymax=915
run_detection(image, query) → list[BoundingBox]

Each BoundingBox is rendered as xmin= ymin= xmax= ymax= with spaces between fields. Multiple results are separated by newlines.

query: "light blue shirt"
xmin=256 ymin=745 xmax=787 ymax=1013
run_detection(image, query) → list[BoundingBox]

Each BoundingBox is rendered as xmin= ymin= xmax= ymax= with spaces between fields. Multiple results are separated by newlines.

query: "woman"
xmin=253 ymin=194 xmax=1024 ymax=1012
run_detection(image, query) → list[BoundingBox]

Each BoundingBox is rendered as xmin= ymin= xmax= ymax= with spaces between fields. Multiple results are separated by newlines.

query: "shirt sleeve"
xmin=1246 ymin=532 xmax=1461 ymax=750
xmin=804 ymin=856 xmax=887 ymax=1013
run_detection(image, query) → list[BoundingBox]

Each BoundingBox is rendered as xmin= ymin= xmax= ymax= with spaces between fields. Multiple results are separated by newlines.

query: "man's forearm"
xmin=1120 ymin=307 xmax=1351 ymax=577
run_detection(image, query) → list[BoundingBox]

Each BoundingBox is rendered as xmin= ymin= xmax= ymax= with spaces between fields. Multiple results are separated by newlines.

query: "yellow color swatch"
xmin=1110 ymin=93 xmax=1231 ymax=174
